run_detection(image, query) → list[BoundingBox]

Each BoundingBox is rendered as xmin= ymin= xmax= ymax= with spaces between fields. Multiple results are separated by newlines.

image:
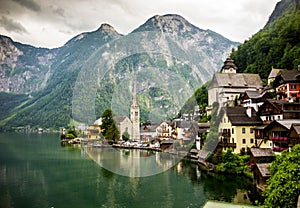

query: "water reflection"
xmin=83 ymin=147 xmax=182 ymax=177
xmin=0 ymin=133 xmax=254 ymax=208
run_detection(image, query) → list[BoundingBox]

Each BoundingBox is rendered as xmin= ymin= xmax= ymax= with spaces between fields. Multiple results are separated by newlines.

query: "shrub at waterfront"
xmin=263 ymin=144 xmax=300 ymax=208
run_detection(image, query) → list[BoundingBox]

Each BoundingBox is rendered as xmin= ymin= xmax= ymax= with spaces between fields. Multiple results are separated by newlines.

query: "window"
xmin=250 ymin=138 xmax=254 ymax=144
xmin=291 ymin=84 xmax=296 ymax=89
xmin=232 ymin=138 xmax=234 ymax=143
xmin=242 ymin=139 xmax=246 ymax=144
xmin=242 ymin=128 xmax=246 ymax=134
xmin=232 ymin=128 xmax=234 ymax=134
xmin=250 ymin=128 xmax=253 ymax=133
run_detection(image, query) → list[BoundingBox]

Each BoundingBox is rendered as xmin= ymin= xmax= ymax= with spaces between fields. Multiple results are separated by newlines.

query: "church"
xmin=114 ymin=81 xmax=140 ymax=141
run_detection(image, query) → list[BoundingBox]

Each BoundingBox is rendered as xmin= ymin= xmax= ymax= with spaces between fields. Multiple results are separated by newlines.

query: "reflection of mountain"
xmin=83 ymin=147 xmax=181 ymax=177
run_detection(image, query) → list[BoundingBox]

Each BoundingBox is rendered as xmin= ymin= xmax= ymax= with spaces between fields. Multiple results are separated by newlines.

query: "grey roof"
xmin=277 ymin=70 xmax=300 ymax=82
xmin=212 ymin=73 xmax=262 ymax=88
xmin=256 ymin=163 xmax=271 ymax=177
xmin=224 ymin=106 xmax=262 ymax=126
xmin=250 ymin=148 xmax=274 ymax=157
xmin=113 ymin=116 xmax=129 ymax=124
xmin=292 ymin=124 xmax=300 ymax=135
xmin=244 ymin=90 xmax=261 ymax=99
xmin=276 ymin=119 xmax=300 ymax=130
xmin=268 ymin=68 xmax=283 ymax=79
xmin=198 ymin=150 xmax=211 ymax=160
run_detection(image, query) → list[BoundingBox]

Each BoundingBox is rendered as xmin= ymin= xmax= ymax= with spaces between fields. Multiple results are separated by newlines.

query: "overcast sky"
xmin=0 ymin=0 xmax=279 ymax=48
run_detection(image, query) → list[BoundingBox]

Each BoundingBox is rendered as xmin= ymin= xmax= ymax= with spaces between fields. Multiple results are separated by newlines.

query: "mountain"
xmin=230 ymin=0 xmax=300 ymax=80
xmin=0 ymin=14 xmax=239 ymax=130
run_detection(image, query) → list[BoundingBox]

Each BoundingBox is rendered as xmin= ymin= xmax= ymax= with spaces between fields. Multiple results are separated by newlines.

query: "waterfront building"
xmin=130 ymin=81 xmax=140 ymax=141
xmin=114 ymin=116 xmax=133 ymax=140
xmin=218 ymin=106 xmax=262 ymax=154
xmin=156 ymin=121 xmax=173 ymax=140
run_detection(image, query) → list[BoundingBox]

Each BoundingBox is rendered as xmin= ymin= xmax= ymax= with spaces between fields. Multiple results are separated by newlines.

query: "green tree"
xmin=122 ymin=131 xmax=130 ymax=141
xmin=105 ymin=121 xmax=120 ymax=142
xmin=216 ymin=148 xmax=244 ymax=174
xmin=101 ymin=108 xmax=114 ymax=136
xmin=263 ymin=144 xmax=300 ymax=208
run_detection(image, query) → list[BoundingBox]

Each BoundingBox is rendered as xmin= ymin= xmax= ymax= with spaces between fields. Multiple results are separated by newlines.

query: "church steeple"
xmin=130 ymin=79 xmax=140 ymax=141
xmin=220 ymin=58 xmax=237 ymax=73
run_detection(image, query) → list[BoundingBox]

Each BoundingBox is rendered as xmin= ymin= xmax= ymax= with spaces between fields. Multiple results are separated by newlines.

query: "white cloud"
xmin=0 ymin=0 xmax=279 ymax=48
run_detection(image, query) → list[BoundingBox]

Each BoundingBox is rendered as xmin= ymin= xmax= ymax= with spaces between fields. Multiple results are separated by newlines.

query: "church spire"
xmin=130 ymin=77 xmax=140 ymax=141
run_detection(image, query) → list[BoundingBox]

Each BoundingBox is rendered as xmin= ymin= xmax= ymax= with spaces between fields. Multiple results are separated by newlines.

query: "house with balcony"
xmin=256 ymin=99 xmax=300 ymax=124
xmin=156 ymin=121 xmax=173 ymax=140
xmin=256 ymin=119 xmax=300 ymax=153
xmin=288 ymin=123 xmax=300 ymax=146
xmin=273 ymin=69 xmax=300 ymax=102
xmin=218 ymin=106 xmax=262 ymax=154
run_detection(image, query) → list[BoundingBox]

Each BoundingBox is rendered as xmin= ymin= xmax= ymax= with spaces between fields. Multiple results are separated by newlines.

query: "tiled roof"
xmin=250 ymin=148 xmax=274 ymax=157
xmin=276 ymin=119 xmax=300 ymax=130
xmin=292 ymin=124 xmax=300 ymax=135
xmin=113 ymin=116 xmax=129 ymax=124
xmin=225 ymin=106 xmax=262 ymax=126
xmin=268 ymin=68 xmax=283 ymax=79
xmin=277 ymin=70 xmax=300 ymax=82
xmin=214 ymin=73 xmax=262 ymax=88
xmin=256 ymin=163 xmax=271 ymax=177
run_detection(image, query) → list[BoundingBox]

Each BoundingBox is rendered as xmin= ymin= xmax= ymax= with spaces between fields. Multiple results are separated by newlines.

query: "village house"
xmin=218 ymin=106 xmax=263 ymax=154
xmin=288 ymin=123 xmax=300 ymax=146
xmin=156 ymin=121 xmax=173 ymax=140
xmin=249 ymin=148 xmax=274 ymax=190
xmin=82 ymin=124 xmax=101 ymax=139
xmin=255 ymin=119 xmax=300 ymax=153
xmin=114 ymin=116 xmax=133 ymax=140
xmin=240 ymin=90 xmax=269 ymax=112
xmin=256 ymin=99 xmax=300 ymax=124
xmin=208 ymin=58 xmax=263 ymax=108
xmin=273 ymin=68 xmax=300 ymax=102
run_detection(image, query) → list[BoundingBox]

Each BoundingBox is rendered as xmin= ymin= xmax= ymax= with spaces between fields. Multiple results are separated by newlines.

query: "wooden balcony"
xmin=218 ymin=141 xmax=236 ymax=148
xmin=220 ymin=131 xmax=231 ymax=138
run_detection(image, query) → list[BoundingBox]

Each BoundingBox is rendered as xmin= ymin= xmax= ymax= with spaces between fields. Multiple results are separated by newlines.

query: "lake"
xmin=0 ymin=133 xmax=255 ymax=208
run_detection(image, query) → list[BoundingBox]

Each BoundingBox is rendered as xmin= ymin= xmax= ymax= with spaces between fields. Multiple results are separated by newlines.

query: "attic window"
xmin=244 ymin=83 xmax=248 ymax=86
xmin=228 ymin=82 xmax=232 ymax=86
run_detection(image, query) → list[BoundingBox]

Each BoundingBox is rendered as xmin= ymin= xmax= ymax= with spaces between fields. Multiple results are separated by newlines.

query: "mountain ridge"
xmin=0 ymin=14 xmax=239 ymax=130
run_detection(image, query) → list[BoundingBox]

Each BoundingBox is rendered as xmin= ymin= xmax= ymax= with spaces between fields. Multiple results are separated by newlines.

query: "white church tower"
xmin=130 ymin=81 xmax=140 ymax=141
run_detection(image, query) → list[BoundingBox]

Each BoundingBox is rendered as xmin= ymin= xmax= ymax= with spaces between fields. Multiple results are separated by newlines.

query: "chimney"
xmin=246 ymin=107 xmax=252 ymax=118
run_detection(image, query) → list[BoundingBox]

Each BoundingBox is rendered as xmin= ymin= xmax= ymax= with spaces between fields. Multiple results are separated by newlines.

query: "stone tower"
xmin=130 ymin=81 xmax=140 ymax=141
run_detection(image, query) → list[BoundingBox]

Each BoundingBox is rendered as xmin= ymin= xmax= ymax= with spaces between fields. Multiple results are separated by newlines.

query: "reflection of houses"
xmin=114 ymin=116 xmax=133 ymax=140
xmin=83 ymin=124 xmax=101 ymax=139
xmin=273 ymin=68 xmax=300 ymax=102
xmin=218 ymin=106 xmax=262 ymax=154
xmin=208 ymin=58 xmax=262 ymax=108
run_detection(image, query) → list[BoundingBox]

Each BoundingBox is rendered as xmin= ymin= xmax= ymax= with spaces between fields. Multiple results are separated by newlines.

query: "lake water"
xmin=0 ymin=133 xmax=255 ymax=208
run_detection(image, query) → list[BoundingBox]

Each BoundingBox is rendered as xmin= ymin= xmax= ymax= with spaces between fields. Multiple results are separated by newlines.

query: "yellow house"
xmin=218 ymin=106 xmax=262 ymax=154
xmin=83 ymin=124 xmax=101 ymax=139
